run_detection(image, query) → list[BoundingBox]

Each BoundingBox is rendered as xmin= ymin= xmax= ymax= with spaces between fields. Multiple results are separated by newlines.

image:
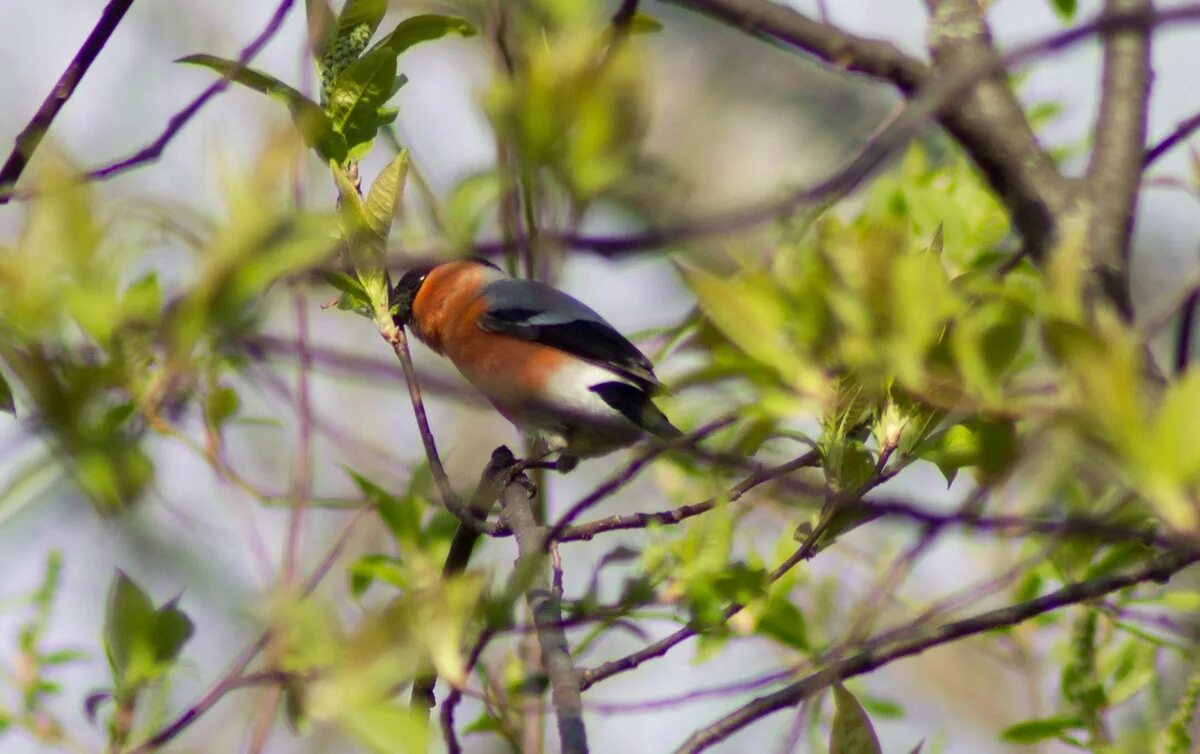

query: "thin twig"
xmin=0 ymin=0 xmax=296 ymax=202
xmin=543 ymin=416 xmax=737 ymax=545
xmin=384 ymin=325 xmax=505 ymax=536
xmin=283 ymin=292 xmax=313 ymax=584
xmin=1175 ymin=287 xmax=1199 ymax=374
xmin=1144 ymin=109 xmax=1200 ymax=167
xmin=126 ymin=508 xmax=367 ymax=753
xmin=671 ymin=549 xmax=1200 ymax=753
xmin=0 ymin=0 xmax=137 ymax=199
xmin=559 ymin=450 xmax=820 ymax=542
xmin=579 ymin=503 xmax=834 ymax=691
xmin=243 ymin=334 xmax=485 ymax=403
xmin=440 ymin=629 xmax=497 ymax=754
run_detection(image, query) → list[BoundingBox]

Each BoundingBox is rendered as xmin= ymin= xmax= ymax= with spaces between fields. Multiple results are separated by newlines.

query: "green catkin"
xmin=320 ymin=22 xmax=373 ymax=99
xmin=1158 ymin=668 xmax=1200 ymax=754
xmin=1062 ymin=608 xmax=1108 ymax=746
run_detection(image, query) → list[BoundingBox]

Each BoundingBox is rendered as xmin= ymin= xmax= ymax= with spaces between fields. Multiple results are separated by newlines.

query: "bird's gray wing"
xmin=478 ymin=278 xmax=662 ymax=390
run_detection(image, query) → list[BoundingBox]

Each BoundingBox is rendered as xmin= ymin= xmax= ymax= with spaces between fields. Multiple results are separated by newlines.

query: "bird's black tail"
xmin=590 ymin=381 xmax=683 ymax=439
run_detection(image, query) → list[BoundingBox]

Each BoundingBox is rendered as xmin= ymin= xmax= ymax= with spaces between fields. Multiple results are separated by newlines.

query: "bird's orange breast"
xmin=410 ymin=262 xmax=572 ymax=415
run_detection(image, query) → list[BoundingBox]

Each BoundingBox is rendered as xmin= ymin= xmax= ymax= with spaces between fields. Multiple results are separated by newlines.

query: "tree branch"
xmin=542 ymin=416 xmax=738 ymax=545
xmin=1144 ymin=108 xmax=1200 ymax=168
xmin=1085 ymin=0 xmax=1154 ymax=318
xmin=0 ymin=0 xmax=295 ymax=202
xmin=672 ymin=548 xmax=1200 ymax=753
xmin=559 ymin=450 xmax=820 ymax=542
xmin=0 ymin=0 xmax=137 ymax=200
xmin=663 ymin=0 xmax=929 ymax=89
xmin=126 ymin=508 xmax=368 ymax=753
xmin=385 ymin=325 xmax=506 ymax=537
xmin=924 ymin=0 xmax=1071 ymax=259
xmin=500 ymin=476 xmax=590 ymax=754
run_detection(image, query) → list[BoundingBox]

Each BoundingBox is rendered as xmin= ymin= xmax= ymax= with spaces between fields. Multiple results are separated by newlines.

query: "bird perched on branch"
xmin=391 ymin=258 xmax=681 ymax=472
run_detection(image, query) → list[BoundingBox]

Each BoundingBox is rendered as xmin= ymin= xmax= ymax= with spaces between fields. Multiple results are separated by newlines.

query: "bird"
xmin=391 ymin=257 xmax=681 ymax=473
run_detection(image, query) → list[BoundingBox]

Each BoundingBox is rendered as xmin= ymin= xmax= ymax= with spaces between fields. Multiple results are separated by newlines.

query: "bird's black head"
xmin=390 ymin=264 xmax=436 ymax=326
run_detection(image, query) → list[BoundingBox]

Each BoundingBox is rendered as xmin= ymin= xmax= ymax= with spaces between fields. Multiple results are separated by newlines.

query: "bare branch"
xmin=242 ymin=334 xmax=486 ymax=405
xmin=0 ymin=0 xmax=296 ymax=202
xmin=672 ymin=549 xmax=1200 ymax=754
xmin=925 ymin=0 xmax=1070 ymax=259
xmin=1086 ymin=0 xmax=1154 ymax=317
xmin=560 ymin=450 xmax=820 ymax=542
xmin=1144 ymin=108 xmax=1200 ymax=167
xmin=440 ymin=629 xmax=497 ymax=754
xmin=385 ymin=326 xmax=506 ymax=537
xmin=0 ymin=0 xmax=137 ymax=200
xmin=500 ymin=476 xmax=590 ymax=754
xmin=543 ymin=416 xmax=738 ymax=545
xmin=579 ymin=503 xmax=834 ymax=691
xmin=127 ymin=508 xmax=368 ymax=753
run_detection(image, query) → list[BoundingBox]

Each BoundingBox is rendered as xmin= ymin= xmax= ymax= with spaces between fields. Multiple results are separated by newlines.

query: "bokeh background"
xmin=1 ymin=0 xmax=1198 ymax=751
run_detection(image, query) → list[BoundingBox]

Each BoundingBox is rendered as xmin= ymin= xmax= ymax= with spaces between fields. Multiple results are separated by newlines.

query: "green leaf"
xmin=1048 ymin=0 xmax=1078 ymax=22
xmin=0 ymin=370 xmax=14 ymax=415
xmin=444 ymin=170 xmax=501 ymax=244
xmin=104 ymin=571 xmax=156 ymax=681
xmin=346 ymin=467 xmax=424 ymax=546
xmin=178 ymin=55 xmax=345 ymax=163
xmin=860 ymin=695 xmax=905 ymax=719
xmin=364 ymin=152 xmax=409 ymax=240
xmin=103 ymin=572 xmax=194 ymax=691
xmin=341 ymin=700 xmax=429 ymax=754
xmin=370 ymin=14 xmax=478 ymax=57
xmin=316 ymin=270 xmax=372 ymax=312
xmin=334 ymin=0 xmax=387 ymax=41
xmin=329 ymin=47 xmax=397 ymax=152
xmin=830 ymin=683 xmax=883 ymax=754
xmin=628 ymin=12 xmax=664 ymax=34
xmin=333 ymin=153 xmax=407 ymax=314
xmin=347 ymin=554 xmax=408 ymax=598
xmin=120 ymin=271 xmax=162 ymax=323
xmin=150 ymin=597 xmax=195 ymax=672
xmin=999 ymin=715 xmax=1082 ymax=743
xmin=204 ymin=385 xmax=240 ymax=429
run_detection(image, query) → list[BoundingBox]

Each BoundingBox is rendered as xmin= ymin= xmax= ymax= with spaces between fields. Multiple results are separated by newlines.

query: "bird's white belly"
xmin=512 ymin=360 xmax=643 ymax=458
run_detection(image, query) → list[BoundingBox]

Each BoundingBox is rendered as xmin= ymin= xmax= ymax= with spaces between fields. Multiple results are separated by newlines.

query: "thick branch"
xmin=500 ymin=479 xmax=590 ymax=754
xmin=669 ymin=0 xmax=1070 ymax=259
xmin=0 ymin=0 xmax=136 ymax=199
xmin=926 ymin=0 xmax=1071 ymax=259
xmin=673 ymin=548 xmax=1200 ymax=753
xmin=1086 ymin=0 xmax=1154 ymax=317
xmin=663 ymin=0 xmax=928 ymax=89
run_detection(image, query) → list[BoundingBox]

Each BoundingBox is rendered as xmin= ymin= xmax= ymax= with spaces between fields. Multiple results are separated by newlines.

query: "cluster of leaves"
xmin=483 ymin=0 xmax=656 ymax=203
xmin=0 ymin=141 xmax=337 ymax=512
xmin=674 ymin=140 xmax=1200 ymax=749
xmin=181 ymin=0 xmax=476 ymax=166
xmin=270 ymin=466 xmax=483 ymax=753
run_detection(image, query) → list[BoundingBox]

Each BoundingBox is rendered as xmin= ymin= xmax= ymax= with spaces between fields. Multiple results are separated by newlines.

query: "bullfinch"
xmin=391 ymin=258 xmax=681 ymax=472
